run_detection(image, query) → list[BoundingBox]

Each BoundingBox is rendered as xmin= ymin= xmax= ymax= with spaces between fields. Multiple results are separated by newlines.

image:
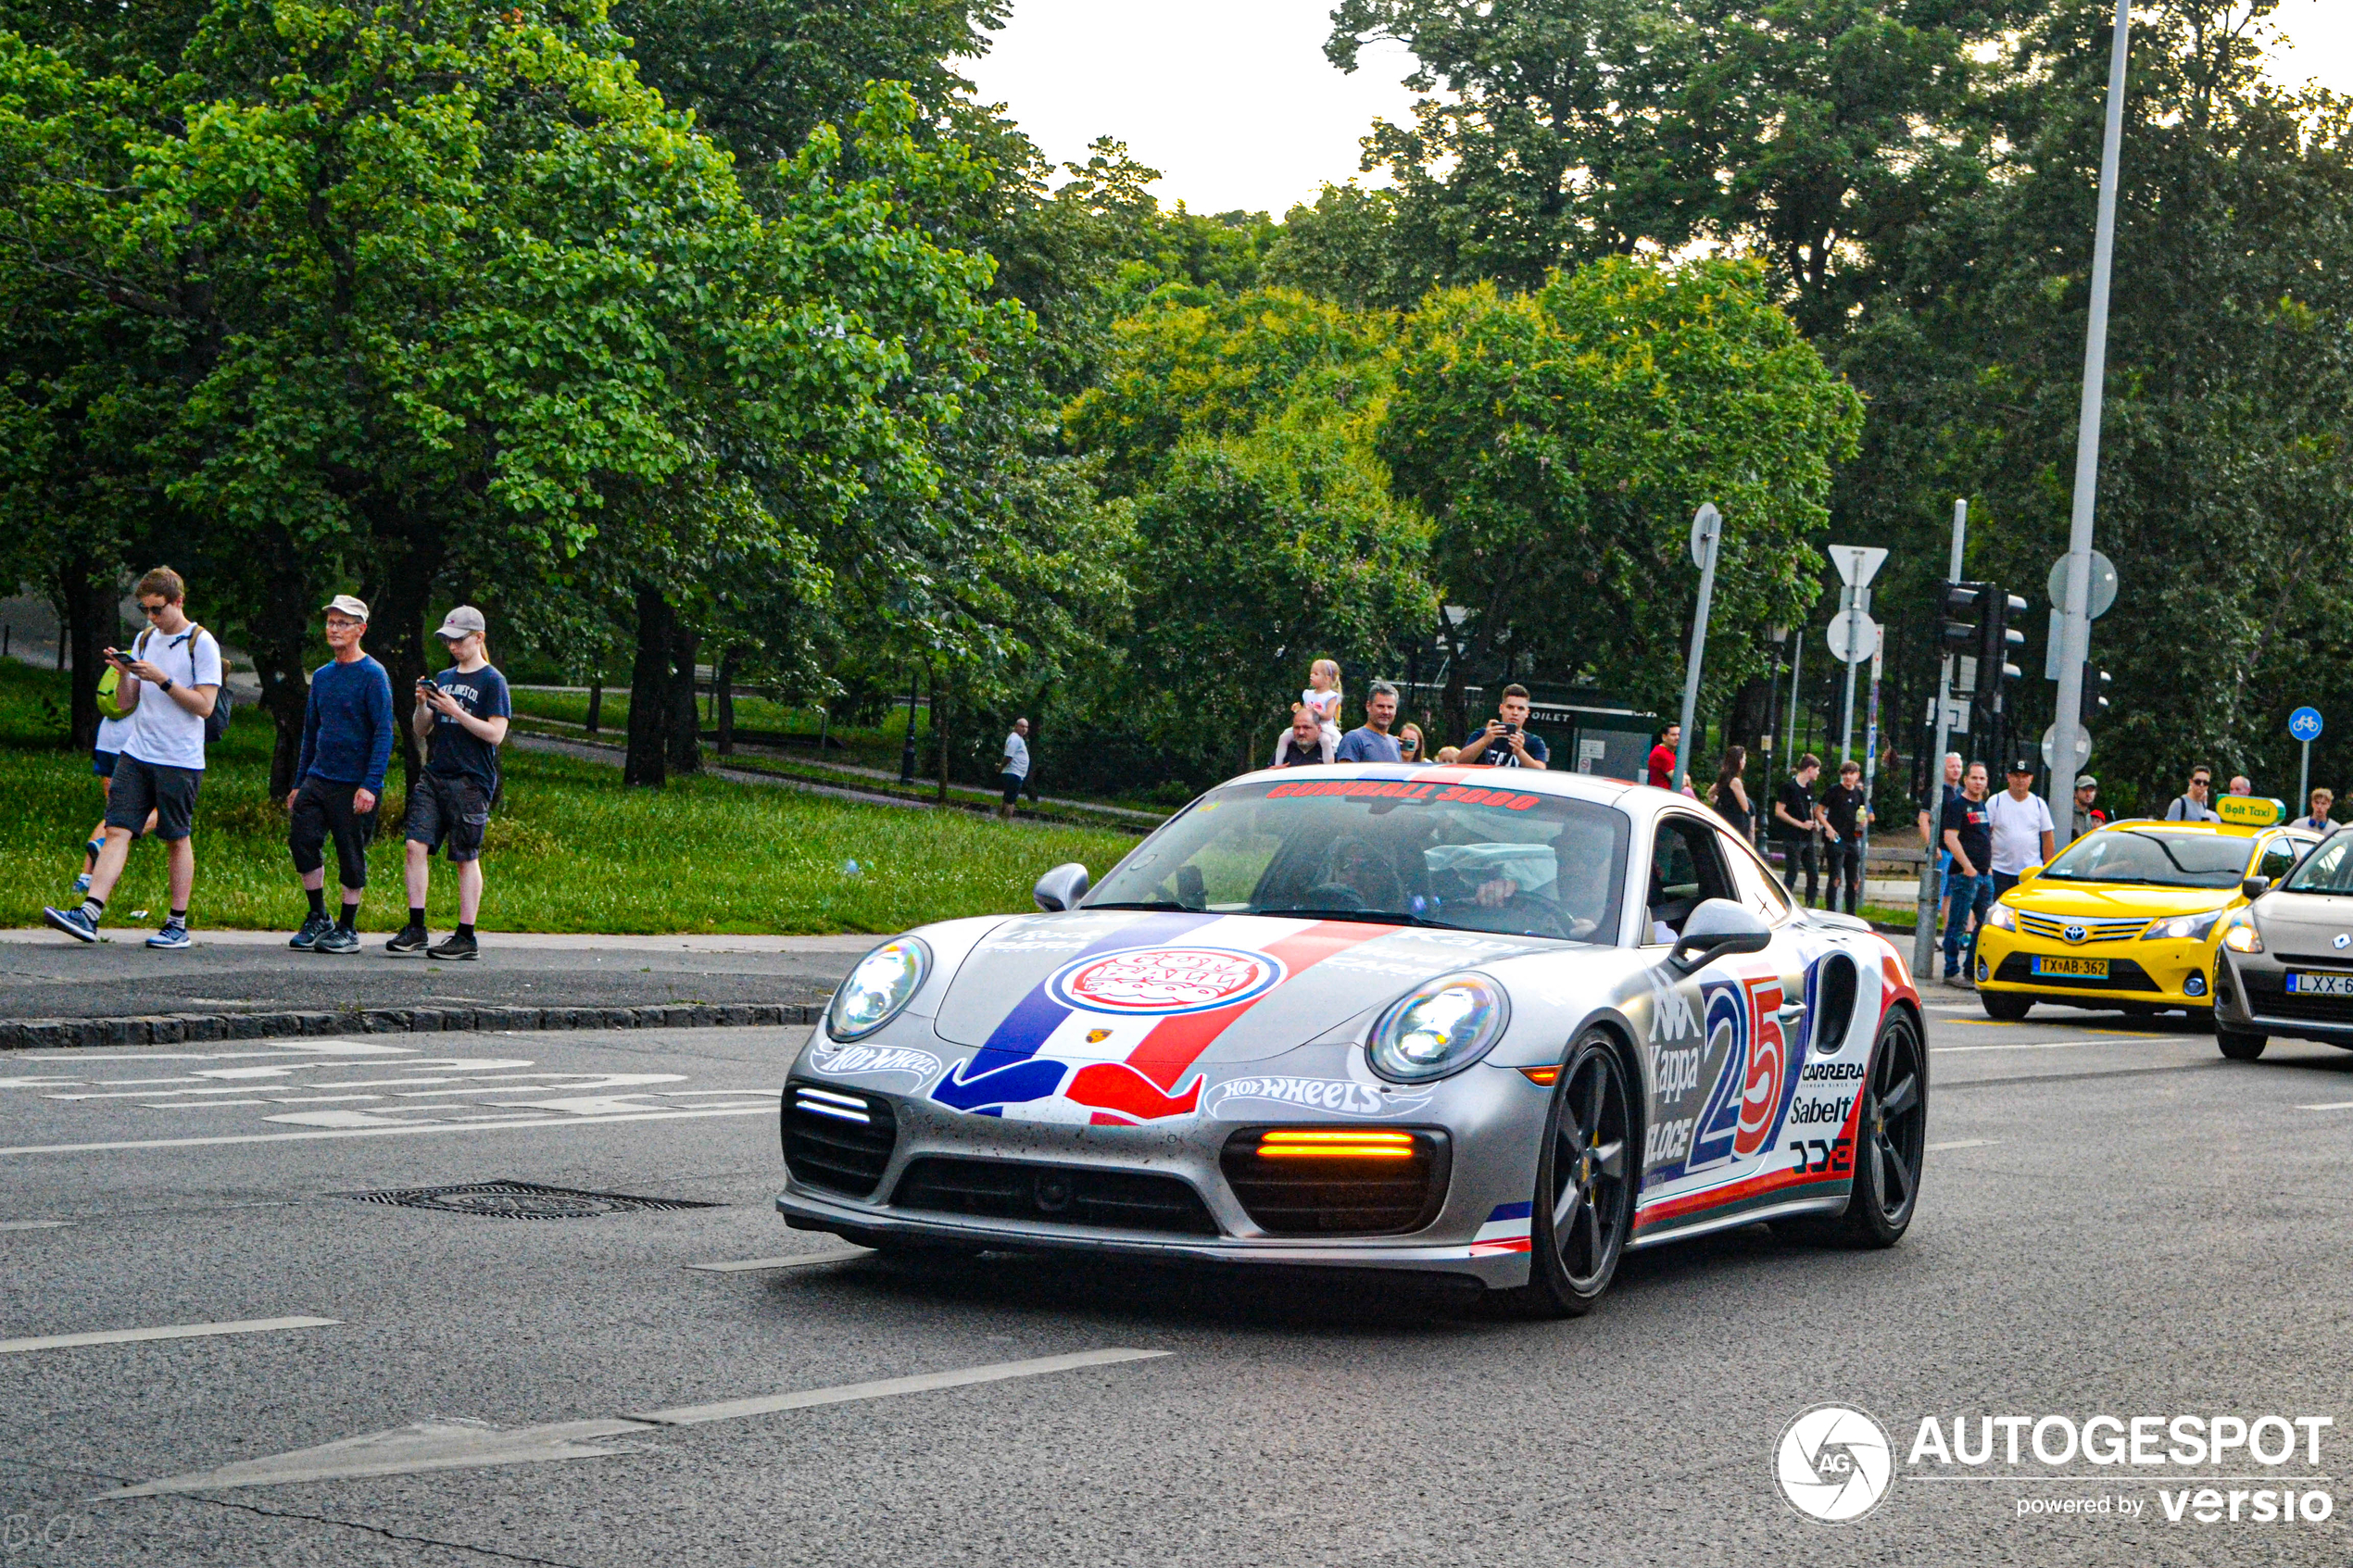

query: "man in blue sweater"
xmin=287 ymin=595 xmax=395 ymax=953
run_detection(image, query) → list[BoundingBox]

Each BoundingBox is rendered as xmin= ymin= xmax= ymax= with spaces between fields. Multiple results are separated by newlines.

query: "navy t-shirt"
xmin=425 ymin=663 xmax=510 ymax=793
xmin=1460 ymin=730 xmax=1550 ymax=767
xmin=1942 ymin=793 xmax=1994 ymax=873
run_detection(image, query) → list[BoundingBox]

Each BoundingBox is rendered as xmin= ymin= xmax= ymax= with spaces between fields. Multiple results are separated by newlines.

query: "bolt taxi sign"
xmin=1048 ymin=947 xmax=1287 ymax=1016
xmin=2215 ymin=796 xmax=2286 ymax=828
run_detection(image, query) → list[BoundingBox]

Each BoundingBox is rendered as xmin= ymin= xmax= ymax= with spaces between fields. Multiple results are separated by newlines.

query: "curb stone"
xmin=0 ymin=1002 xmax=824 ymax=1050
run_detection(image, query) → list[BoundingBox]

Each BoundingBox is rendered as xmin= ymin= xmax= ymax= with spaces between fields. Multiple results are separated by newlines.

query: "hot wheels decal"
xmin=1202 ymin=1076 xmax=1431 ymax=1118
xmin=806 ymin=1043 xmax=940 ymax=1087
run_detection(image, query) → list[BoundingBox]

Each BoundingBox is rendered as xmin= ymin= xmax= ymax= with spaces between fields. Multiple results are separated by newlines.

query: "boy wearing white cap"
xmin=285 ymin=595 xmax=395 ymax=952
xmin=389 ymin=606 xmax=510 ymax=960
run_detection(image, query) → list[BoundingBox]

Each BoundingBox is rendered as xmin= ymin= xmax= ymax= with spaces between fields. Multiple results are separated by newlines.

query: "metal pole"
xmin=1783 ymin=625 xmax=1804 ymax=773
xmin=1673 ymin=506 xmax=1723 ymax=794
xmin=898 ymin=667 xmax=921 ymax=783
xmin=2048 ymin=0 xmax=2132 ymax=829
xmin=1916 ymin=499 xmax=1969 ymax=977
xmin=2300 ymin=738 xmax=2310 ymax=814
xmin=1839 ymin=600 xmax=1861 ymax=767
xmin=1862 ymin=646 xmax=1883 ymax=919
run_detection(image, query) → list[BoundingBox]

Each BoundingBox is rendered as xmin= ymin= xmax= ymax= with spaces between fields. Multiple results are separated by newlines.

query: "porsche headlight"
xmin=1983 ymin=903 xmax=2017 ymax=932
xmin=2145 ymin=909 xmax=2225 ymax=943
xmin=826 ymin=937 xmax=931 ymax=1040
xmin=1367 ymin=973 xmax=1509 ymax=1084
xmin=2221 ymin=915 xmax=2264 ymax=954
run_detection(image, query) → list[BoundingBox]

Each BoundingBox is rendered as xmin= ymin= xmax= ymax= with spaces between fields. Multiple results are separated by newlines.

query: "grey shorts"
xmin=403 ymin=772 xmax=491 ymax=863
xmin=105 ymin=757 xmax=200 ymax=842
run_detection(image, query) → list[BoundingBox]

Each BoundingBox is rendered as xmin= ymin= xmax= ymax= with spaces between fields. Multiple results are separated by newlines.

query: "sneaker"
xmin=384 ymin=924 xmax=430 ymax=956
xmin=42 ymin=905 xmax=99 ymax=943
xmin=145 ymin=921 xmax=192 ymax=951
xmin=289 ymin=911 xmax=334 ymax=951
xmin=84 ymin=838 xmax=104 ymax=859
xmin=73 ymin=872 xmax=91 ymax=894
xmin=427 ymin=931 xmax=478 ymax=961
xmin=314 ymin=926 xmax=360 ymax=954
xmin=1943 ymin=972 xmax=1974 ymax=990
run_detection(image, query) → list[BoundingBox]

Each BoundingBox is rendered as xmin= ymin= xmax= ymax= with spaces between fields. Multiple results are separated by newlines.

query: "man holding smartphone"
xmin=387 ymin=607 xmax=510 ymax=960
xmin=43 ymin=567 xmax=220 ymax=947
xmin=1458 ymin=684 xmax=1549 ymax=768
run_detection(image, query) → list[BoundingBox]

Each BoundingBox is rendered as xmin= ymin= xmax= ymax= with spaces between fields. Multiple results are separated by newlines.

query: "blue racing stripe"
xmin=968 ymin=911 xmax=1218 ymax=1067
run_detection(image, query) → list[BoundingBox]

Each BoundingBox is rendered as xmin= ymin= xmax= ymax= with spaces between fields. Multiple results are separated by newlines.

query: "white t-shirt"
xmin=1001 ymin=731 xmax=1029 ymax=779
xmin=95 ymin=712 xmax=134 ymax=755
xmin=1302 ymin=688 xmax=1341 ymax=729
xmin=123 ymin=624 xmax=223 ymax=771
xmin=1985 ymin=789 xmax=2056 ymax=875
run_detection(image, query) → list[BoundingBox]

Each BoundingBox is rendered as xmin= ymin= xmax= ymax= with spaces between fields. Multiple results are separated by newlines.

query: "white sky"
xmin=965 ymin=0 xmax=2353 ymax=216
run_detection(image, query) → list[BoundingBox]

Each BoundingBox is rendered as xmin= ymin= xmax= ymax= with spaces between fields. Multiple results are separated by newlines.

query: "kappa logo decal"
xmin=1048 ymin=946 xmax=1286 ymax=1016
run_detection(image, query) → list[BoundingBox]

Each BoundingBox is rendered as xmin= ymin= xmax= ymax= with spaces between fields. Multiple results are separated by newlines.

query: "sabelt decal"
xmin=806 ymin=1043 xmax=941 ymax=1086
xmin=1202 ymin=1076 xmax=1431 ymax=1118
xmin=1049 ymin=946 xmax=1286 ymax=1017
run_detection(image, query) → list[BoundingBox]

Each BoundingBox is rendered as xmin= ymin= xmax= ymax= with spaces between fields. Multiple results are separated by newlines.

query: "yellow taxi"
xmin=1971 ymin=796 xmax=2322 ymax=1021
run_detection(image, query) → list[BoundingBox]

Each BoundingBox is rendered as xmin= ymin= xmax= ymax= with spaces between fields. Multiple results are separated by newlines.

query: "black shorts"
xmin=105 ymin=757 xmax=200 ymax=842
xmin=93 ymin=748 xmax=119 ymax=779
xmin=1000 ymin=771 xmax=1025 ymax=806
xmin=289 ymin=777 xmax=378 ymax=889
xmin=404 ymin=772 xmax=491 ymax=863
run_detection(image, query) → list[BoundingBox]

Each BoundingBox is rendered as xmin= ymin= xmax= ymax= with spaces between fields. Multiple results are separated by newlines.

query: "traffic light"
xmin=1937 ymin=581 xmax=1984 ymax=652
xmin=2081 ymin=662 xmax=2111 ymax=718
xmin=1975 ymin=585 xmax=2028 ymax=763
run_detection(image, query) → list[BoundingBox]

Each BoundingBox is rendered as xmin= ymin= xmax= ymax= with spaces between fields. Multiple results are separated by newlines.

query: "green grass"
xmin=0 ymin=662 xmax=1135 ymax=935
xmin=510 ymin=686 xmax=916 ymax=770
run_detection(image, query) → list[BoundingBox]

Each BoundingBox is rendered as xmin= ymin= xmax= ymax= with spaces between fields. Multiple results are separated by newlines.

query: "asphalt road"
xmin=0 ymin=931 xmax=865 ymax=1021
xmin=4 ymin=996 xmax=2351 ymax=1565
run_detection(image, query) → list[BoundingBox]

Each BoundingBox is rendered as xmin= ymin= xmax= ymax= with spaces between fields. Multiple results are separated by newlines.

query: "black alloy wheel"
xmin=1835 ymin=1008 xmax=1927 ymax=1247
xmin=1980 ymin=990 xmax=2032 ymax=1022
xmin=1505 ymin=1030 xmax=1634 ymax=1317
xmin=2215 ymin=1027 xmax=2268 ymax=1061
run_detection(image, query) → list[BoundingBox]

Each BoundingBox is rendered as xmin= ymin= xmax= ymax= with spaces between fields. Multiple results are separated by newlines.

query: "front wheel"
xmin=1980 ymin=990 xmax=2032 ymax=1021
xmin=2216 ymin=1027 xmax=2268 ymax=1061
xmin=1498 ymin=1029 xmax=1634 ymax=1318
xmin=1831 ymin=1008 xmax=1927 ymax=1248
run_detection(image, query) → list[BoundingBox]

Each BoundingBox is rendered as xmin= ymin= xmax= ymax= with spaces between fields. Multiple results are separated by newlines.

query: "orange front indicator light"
xmin=1254 ymin=1130 xmax=1419 ymax=1160
xmin=1518 ymin=1066 xmax=1560 ymax=1086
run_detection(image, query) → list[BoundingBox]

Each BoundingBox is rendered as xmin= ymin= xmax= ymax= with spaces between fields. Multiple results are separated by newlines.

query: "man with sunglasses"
xmin=44 ymin=567 xmax=220 ymax=947
xmin=388 ymin=607 xmax=510 ymax=960
xmin=2164 ymin=766 xmax=2221 ymax=822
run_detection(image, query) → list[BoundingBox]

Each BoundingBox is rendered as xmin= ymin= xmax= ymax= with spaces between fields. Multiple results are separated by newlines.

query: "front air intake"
xmin=1220 ymin=1126 xmax=1451 ymax=1236
xmin=782 ymin=1082 xmax=898 ymax=1198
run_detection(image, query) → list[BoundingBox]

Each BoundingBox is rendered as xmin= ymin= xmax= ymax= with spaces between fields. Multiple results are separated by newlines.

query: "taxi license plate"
xmin=2286 ymin=972 xmax=2353 ymax=997
xmin=2032 ymin=956 xmax=2109 ymax=978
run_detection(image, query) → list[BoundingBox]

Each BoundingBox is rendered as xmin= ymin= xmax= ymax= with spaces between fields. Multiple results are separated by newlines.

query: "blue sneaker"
xmin=73 ymin=872 xmax=92 ymax=894
xmin=42 ymin=905 xmax=99 ymax=943
xmin=84 ymin=838 xmax=104 ymax=859
xmin=145 ymin=921 xmax=192 ymax=950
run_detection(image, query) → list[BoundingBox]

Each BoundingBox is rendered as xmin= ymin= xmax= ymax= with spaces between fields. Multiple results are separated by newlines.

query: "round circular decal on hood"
xmin=1049 ymin=946 xmax=1286 ymax=1016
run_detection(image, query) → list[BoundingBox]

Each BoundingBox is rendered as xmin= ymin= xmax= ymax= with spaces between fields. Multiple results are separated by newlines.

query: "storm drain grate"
xmin=333 ymin=1181 xmax=723 ymax=1221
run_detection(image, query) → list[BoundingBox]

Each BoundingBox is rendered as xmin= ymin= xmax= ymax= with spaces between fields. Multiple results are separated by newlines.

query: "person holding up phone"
xmin=386 ymin=607 xmax=510 ymax=960
xmin=1457 ymin=684 xmax=1549 ymax=769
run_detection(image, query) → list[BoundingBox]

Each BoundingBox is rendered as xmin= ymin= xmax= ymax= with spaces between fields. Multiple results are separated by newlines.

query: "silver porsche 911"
xmin=775 ymin=765 xmax=1929 ymax=1314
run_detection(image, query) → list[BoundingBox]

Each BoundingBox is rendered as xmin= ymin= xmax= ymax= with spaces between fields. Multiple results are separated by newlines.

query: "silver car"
xmin=2213 ymin=826 xmax=2353 ymax=1059
xmin=776 ymin=766 xmax=1929 ymax=1315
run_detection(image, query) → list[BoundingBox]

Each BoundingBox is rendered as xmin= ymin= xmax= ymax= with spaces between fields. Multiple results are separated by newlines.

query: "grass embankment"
xmin=0 ymin=663 xmax=1134 ymax=935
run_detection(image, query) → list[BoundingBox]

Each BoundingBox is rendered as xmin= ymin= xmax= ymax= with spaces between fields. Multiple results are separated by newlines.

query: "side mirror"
xmin=2020 ymin=862 xmax=2045 ymax=883
xmin=2242 ymin=875 xmax=2271 ymax=900
xmin=1669 ymin=898 xmax=1773 ymax=974
xmin=1033 ymin=862 xmax=1090 ymax=912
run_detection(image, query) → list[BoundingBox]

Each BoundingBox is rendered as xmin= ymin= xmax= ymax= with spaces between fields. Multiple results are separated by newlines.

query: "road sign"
xmin=1689 ymin=502 xmax=1722 ymax=570
xmin=1827 ymin=545 xmax=1889 ymax=588
xmin=2046 ymin=551 xmax=2118 ymax=620
xmin=1827 ymin=614 xmax=1881 ymax=665
xmin=2290 ymin=707 xmax=2323 ymax=743
xmin=1942 ymin=698 xmax=1971 ymax=734
xmin=2041 ymin=723 xmax=2091 ymax=774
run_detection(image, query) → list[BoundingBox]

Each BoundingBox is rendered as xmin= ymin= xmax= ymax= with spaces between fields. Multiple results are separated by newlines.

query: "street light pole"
xmin=2048 ymin=0 xmax=2133 ymax=828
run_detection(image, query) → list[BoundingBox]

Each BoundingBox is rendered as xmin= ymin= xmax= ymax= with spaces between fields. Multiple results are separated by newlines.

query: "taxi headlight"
xmin=2221 ymin=916 xmax=2264 ymax=954
xmin=1983 ymin=903 xmax=2017 ymax=932
xmin=2145 ymin=909 xmax=2225 ymax=943
xmin=1368 ymin=972 xmax=1510 ymax=1084
xmin=825 ymin=937 xmax=931 ymax=1040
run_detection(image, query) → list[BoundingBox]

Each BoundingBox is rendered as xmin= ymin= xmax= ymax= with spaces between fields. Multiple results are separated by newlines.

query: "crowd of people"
xmin=39 ymin=567 xmax=511 ymax=956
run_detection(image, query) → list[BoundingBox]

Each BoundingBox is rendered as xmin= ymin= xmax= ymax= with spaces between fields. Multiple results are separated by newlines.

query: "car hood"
xmin=930 ymin=909 xmax=1558 ymax=1061
xmin=2006 ymin=882 xmax=2237 ymax=919
xmin=2254 ymin=891 xmax=2353 ymax=947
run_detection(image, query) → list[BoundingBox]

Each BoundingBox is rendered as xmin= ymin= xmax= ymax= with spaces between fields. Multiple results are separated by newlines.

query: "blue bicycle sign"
xmin=2290 ymin=707 xmax=2323 ymax=743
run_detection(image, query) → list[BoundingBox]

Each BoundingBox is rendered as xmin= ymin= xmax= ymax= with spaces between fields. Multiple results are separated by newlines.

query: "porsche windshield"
xmin=1084 ymin=777 xmax=1630 ymax=943
xmin=2040 ymin=829 xmax=2253 ymax=889
xmin=2284 ymin=835 xmax=2353 ymax=896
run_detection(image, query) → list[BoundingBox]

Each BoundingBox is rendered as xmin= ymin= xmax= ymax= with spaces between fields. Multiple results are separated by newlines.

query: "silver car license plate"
xmin=2285 ymin=972 xmax=2353 ymax=997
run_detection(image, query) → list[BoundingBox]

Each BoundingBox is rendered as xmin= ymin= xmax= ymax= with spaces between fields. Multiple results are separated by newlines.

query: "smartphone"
xmin=1502 ymin=721 xmax=1520 ymax=736
xmin=107 ymin=649 xmax=134 ymax=668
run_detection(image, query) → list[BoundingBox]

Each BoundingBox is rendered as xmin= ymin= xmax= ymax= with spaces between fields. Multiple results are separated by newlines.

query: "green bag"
xmin=95 ymin=661 xmax=130 ymax=721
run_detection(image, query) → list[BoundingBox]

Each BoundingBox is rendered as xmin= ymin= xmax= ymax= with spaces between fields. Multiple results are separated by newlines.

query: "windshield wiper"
xmin=1083 ymin=899 xmax=1195 ymax=911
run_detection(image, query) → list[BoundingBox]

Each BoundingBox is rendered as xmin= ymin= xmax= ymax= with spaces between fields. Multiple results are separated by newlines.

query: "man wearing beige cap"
xmin=389 ymin=605 xmax=510 ymax=960
xmin=285 ymin=594 xmax=394 ymax=953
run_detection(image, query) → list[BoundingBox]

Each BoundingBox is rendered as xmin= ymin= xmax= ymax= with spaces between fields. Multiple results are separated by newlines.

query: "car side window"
xmin=1643 ymin=815 xmax=1740 ymax=943
xmin=1724 ymin=833 xmax=1796 ymax=923
xmin=2259 ymin=835 xmax=2303 ymax=884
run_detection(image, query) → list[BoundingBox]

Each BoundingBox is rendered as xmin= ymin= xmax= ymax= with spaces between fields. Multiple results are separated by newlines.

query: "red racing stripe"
xmin=1121 ymin=922 xmax=1391 ymax=1091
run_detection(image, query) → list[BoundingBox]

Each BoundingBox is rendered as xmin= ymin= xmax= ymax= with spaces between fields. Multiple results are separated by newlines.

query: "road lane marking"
xmin=2296 ymin=1099 xmax=2353 ymax=1110
xmin=0 ymin=1221 xmax=70 ymax=1232
xmin=10 ymin=1042 xmax=412 ymax=1061
xmin=683 ymin=1248 xmax=873 ymax=1273
xmin=102 ymin=1348 xmax=1170 ymax=1496
xmin=1932 ymin=1040 xmax=2096 ymax=1054
xmin=0 ymin=1104 xmax=772 ymax=1157
xmin=2 ymin=1316 xmax=339 ymax=1355
xmin=1943 ymin=1061 xmax=2223 ymax=1089
xmin=1925 ymin=1139 xmax=2000 ymax=1151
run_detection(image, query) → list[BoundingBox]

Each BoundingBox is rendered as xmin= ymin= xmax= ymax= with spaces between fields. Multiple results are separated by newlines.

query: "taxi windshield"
xmin=2284 ymin=835 xmax=2353 ymax=896
xmin=2040 ymin=828 xmax=2252 ymax=889
xmin=1083 ymin=776 xmax=1629 ymax=943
